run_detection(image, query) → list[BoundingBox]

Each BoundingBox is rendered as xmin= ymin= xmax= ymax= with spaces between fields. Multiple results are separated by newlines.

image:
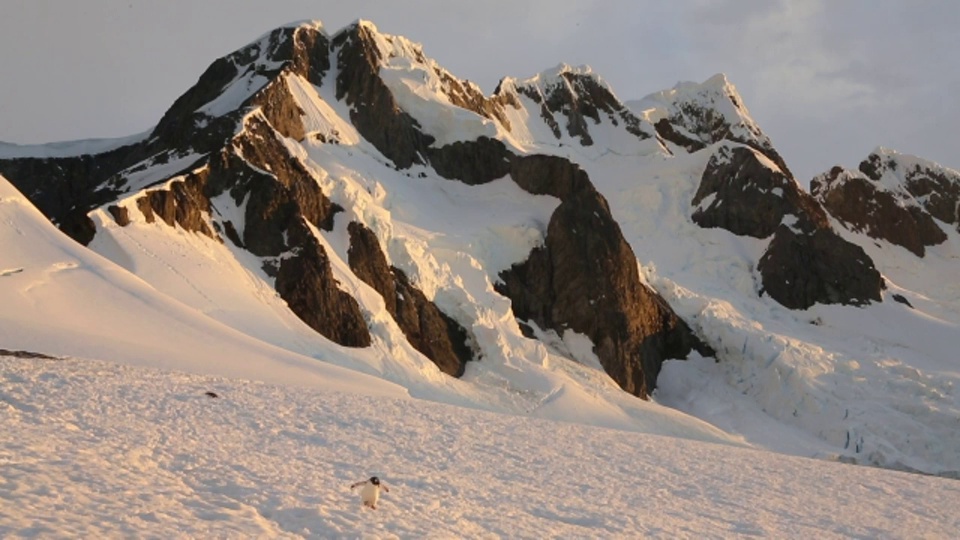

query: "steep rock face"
xmin=135 ymin=168 xmax=216 ymax=238
xmin=512 ymin=66 xmax=649 ymax=145
xmin=384 ymin=128 xmax=709 ymax=394
xmin=347 ymin=222 xmax=472 ymax=376
xmin=499 ymin=155 xmax=708 ymax=398
xmin=693 ymin=144 xmax=883 ymax=309
xmin=151 ymin=24 xmax=330 ymax=154
xmin=859 ymin=149 xmax=960 ymax=230
xmin=758 ymin=225 xmax=884 ymax=310
xmin=332 ymin=22 xmax=434 ymax=169
xmin=275 ymin=219 xmax=371 ymax=347
xmin=426 ymin=137 xmax=514 ymax=186
xmin=693 ymin=144 xmax=827 ymax=238
xmin=811 ymin=166 xmax=946 ymax=257
xmin=436 ymin=70 xmax=518 ymax=130
xmin=224 ymin=115 xmax=341 ymax=256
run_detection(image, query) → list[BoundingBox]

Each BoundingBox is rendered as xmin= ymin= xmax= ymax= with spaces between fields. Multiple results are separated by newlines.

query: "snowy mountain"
xmin=2 ymin=16 xmax=959 ymax=514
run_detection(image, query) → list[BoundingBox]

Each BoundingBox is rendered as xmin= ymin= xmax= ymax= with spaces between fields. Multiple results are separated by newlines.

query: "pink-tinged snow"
xmin=3 ymin=354 xmax=958 ymax=539
xmin=0 ymin=174 xmax=401 ymax=398
xmin=628 ymin=73 xmax=772 ymax=151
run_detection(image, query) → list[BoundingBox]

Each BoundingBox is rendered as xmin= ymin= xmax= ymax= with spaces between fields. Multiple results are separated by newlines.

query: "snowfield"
xmin=3 ymin=354 xmax=958 ymax=539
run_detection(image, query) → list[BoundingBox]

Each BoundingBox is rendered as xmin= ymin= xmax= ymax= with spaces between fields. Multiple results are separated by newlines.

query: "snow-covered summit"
xmin=629 ymin=73 xmax=789 ymax=173
xmin=511 ymin=63 xmax=612 ymax=94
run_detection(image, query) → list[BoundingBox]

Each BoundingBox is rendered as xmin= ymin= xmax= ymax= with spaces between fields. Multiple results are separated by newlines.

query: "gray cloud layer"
xmin=1 ymin=1 xmax=956 ymax=182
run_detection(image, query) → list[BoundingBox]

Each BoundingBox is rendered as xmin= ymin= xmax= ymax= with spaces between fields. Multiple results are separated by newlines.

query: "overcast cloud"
xmin=0 ymin=0 xmax=956 ymax=182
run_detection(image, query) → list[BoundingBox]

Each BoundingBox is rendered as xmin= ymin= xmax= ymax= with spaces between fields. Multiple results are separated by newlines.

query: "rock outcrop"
xmin=348 ymin=222 xmax=472 ymax=376
xmin=499 ymin=155 xmax=709 ymax=399
xmin=858 ymin=150 xmax=960 ymax=230
xmin=811 ymin=166 xmax=946 ymax=257
xmin=693 ymin=144 xmax=827 ymax=238
xmin=861 ymin=149 xmax=960 ymax=230
xmin=332 ymin=22 xmax=434 ymax=169
xmin=512 ymin=66 xmax=649 ymax=145
xmin=276 ymin=219 xmax=371 ymax=347
xmin=758 ymin=225 xmax=884 ymax=310
xmin=0 ymin=146 xmax=139 ymax=244
xmin=694 ymin=144 xmax=883 ymax=310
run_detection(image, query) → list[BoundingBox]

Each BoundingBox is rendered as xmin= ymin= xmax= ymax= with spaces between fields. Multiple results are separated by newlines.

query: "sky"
xmin=0 ymin=0 xmax=957 ymax=183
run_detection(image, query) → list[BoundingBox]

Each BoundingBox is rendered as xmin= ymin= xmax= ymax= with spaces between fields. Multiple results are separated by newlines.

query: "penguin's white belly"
xmin=360 ymin=484 xmax=379 ymax=506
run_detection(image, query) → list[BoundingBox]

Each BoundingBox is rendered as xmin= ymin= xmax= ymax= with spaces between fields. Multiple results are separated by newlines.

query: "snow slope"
xmin=0 ymin=174 xmax=403 ymax=397
xmin=3 ymin=354 xmax=957 ymax=539
xmin=561 ymin=140 xmax=960 ymax=476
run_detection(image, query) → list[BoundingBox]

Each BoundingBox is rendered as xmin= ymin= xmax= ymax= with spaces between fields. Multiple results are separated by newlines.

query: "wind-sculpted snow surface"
xmin=3 ymin=355 xmax=958 ymax=538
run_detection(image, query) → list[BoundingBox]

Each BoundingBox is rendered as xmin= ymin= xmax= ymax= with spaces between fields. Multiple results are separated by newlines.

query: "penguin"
xmin=349 ymin=476 xmax=390 ymax=509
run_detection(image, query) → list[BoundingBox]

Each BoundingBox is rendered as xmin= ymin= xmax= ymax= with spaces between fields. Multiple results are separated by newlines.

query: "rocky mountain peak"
xmin=150 ymin=21 xmax=331 ymax=154
xmin=857 ymin=148 xmax=960 ymax=229
xmin=811 ymin=148 xmax=957 ymax=256
xmin=693 ymin=142 xmax=883 ymax=309
xmin=631 ymin=74 xmax=789 ymax=173
xmin=504 ymin=64 xmax=650 ymax=145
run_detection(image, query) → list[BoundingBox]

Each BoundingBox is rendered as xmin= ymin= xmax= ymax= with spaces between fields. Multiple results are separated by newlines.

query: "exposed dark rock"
xmin=150 ymin=25 xmax=330 ymax=154
xmin=60 ymin=209 xmax=98 ymax=246
xmin=515 ymin=87 xmax=562 ymax=139
xmin=515 ymin=69 xmax=648 ymax=145
xmin=427 ymin=137 xmax=513 ymax=186
xmin=204 ymin=391 xmax=219 ymax=398
xmin=107 ymin=205 xmax=130 ymax=226
xmin=222 ymin=220 xmax=244 ymax=248
xmin=285 ymin=25 xmax=332 ymax=87
xmin=135 ymin=169 xmax=216 ymax=238
xmin=693 ymin=144 xmax=827 ymax=238
xmin=758 ymin=225 xmax=883 ymax=310
xmin=275 ymin=219 xmax=371 ymax=347
xmin=860 ymin=150 xmax=960 ymax=230
xmin=253 ymin=77 xmax=308 ymax=141
xmin=659 ymin=76 xmax=791 ymax=175
xmin=0 ymin=145 xmax=141 ymax=244
xmin=693 ymin=144 xmax=884 ymax=310
xmin=499 ymin=155 xmax=708 ymax=398
xmin=509 ymin=154 xmax=594 ymax=200
xmin=892 ymin=294 xmax=913 ymax=308
xmin=0 ymin=349 xmax=58 ymax=359
xmin=811 ymin=166 xmax=946 ymax=257
xmin=654 ymin=118 xmax=706 ymax=153
xmin=223 ymin=115 xmax=341 ymax=256
xmin=0 ymin=26 xmax=331 ymax=244
xmin=429 ymin=147 xmax=712 ymax=394
xmin=347 ymin=222 xmax=472 ymax=376
xmin=903 ymin=167 xmax=960 ymax=227
xmin=433 ymin=70 xmax=518 ymax=130
xmin=332 ymin=23 xmax=434 ymax=169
